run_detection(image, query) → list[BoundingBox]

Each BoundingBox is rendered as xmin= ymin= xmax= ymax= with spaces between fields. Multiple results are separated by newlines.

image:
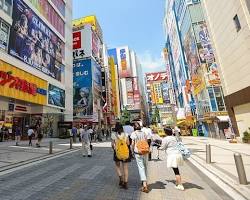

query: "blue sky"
xmin=73 ymin=0 xmax=166 ymax=74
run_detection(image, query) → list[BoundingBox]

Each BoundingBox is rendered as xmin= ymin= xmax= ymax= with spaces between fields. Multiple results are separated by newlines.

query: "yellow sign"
xmin=153 ymin=83 xmax=163 ymax=104
xmin=192 ymin=75 xmax=206 ymax=95
xmin=0 ymin=60 xmax=47 ymax=105
xmin=73 ymin=15 xmax=103 ymax=40
xmin=109 ymin=57 xmax=119 ymax=117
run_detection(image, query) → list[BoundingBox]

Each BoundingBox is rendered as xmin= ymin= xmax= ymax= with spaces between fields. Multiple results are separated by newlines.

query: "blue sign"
xmin=73 ymin=59 xmax=93 ymax=117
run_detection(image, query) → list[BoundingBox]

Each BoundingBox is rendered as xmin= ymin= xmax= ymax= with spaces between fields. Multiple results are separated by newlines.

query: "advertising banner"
xmin=48 ymin=84 xmax=65 ymax=108
xmin=28 ymin=0 xmax=65 ymax=36
xmin=92 ymin=59 xmax=102 ymax=89
xmin=192 ymin=74 xmax=206 ymax=95
xmin=161 ymin=82 xmax=170 ymax=104
xmin=73 ymin=25 xmax=92 ymax=60
xmin=73 ymin=59 xmax=93 ymax=118
xmin=0 ymin=59 xmax=47 ymax=105
xmin=184 ymin=29 xmax=200 ymax=75
xmin=154 ymin=83 xmax=163 ymax=104
xmin=117 ymin=47 xmax=132 ymax=78
xmin=133 ymin=77 xmax=141 ymax=110
xmin=146 ymin=72 xmax=168 ymax=83
xmin=150 ymin=83 xmax=156 ymax=105
xmin=206 ymin=62 xmax=221 ymax=86
xmin=109 ymin=57 xmax=119 ymax=117
xmin=9 ymin=0 xmax=65 ymax=81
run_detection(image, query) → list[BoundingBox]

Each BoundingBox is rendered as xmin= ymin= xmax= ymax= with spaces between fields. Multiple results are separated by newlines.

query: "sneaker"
xmin=88 ymin=155 xmax=92 ymax=157
xmin=82 ymin=155 xmax=86 ymax=157
xmin=175 ymin=184 xmax=184 ymax=191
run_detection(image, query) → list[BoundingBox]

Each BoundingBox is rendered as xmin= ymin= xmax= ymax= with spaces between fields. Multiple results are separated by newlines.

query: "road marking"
xmin=79 ymin=165 xmax=105 ymax=180
xmin=0 ymin=149 xmax=80 ymax=177
xmin=4 ymin=163 xmax=83 ymax=200
xmin=0 ymin=163 xmax=64 ymax=189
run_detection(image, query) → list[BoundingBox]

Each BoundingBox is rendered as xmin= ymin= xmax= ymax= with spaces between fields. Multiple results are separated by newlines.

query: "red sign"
xmin=0 ymin=71 xmax=37 ymax=96
xmin=73 ymin=31 xmax=81 ymax=49
xmin=146 ymin=72 xmax=168 ymax=83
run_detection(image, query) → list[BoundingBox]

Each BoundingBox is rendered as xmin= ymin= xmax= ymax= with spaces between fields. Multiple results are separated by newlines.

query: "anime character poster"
xmin=8 ymin=0 xmax=65 ymax=81
xmin=48 ymin=84 xmax=65 ymax=108
xmin=73 ymin=59 xmax=93 ymax=118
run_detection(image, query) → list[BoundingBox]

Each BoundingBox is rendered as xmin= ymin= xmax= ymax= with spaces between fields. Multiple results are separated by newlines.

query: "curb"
xmin=188 ymin=155 xmax=249 ymax=200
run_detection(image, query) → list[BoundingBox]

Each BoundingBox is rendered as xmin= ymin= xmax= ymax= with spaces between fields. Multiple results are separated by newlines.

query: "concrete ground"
xmin=182 ymin=137 xmax=250 ymax=199
xmin=0 ymin=141 xmax=233 ymax=200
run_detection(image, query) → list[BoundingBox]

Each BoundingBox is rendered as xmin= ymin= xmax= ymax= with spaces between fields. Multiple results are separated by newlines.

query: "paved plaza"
xmin=0 ymin=140 xmax=233 ymax=200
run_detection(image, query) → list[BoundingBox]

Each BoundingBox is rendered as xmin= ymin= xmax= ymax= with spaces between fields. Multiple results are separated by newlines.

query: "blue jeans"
xmin=135 ymin=154 xmax=148 ymax=181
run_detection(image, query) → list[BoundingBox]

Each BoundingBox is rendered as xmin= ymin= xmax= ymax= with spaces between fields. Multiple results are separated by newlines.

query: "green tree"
xmin=151 ymin=106 xmax=160 ymax=125
xmin=121 ymin=106 xmax=131 ymax=125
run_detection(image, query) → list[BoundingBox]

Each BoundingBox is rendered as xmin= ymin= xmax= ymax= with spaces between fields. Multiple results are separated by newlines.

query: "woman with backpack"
xmin=131 ymin=122 xmax=150 ymax=193
xmin=158 ymin=128 xmax=184 ymax=191
xmin=111 ymin=122 xmax=130 ymax=189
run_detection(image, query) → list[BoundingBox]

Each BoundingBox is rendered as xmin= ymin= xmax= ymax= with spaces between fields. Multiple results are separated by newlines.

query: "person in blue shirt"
xmin=15 ymin=127 xmax=21 ymax=146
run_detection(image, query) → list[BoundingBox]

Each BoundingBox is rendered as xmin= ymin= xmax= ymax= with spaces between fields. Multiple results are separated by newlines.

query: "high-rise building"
xmin=72 ymin=16 xmax=103 ymax=126
xmin=164 ymin=0 xmax=229 ymax=138
xmin=201 ymin=0 xmax=250 ymax=137
xmin=108 ymin=46 xmax=147 ymax=123
xmin=145 ymin=71 xmax=174 ymax=126
xmin=0 ymin=0 xmax=72 ymax=137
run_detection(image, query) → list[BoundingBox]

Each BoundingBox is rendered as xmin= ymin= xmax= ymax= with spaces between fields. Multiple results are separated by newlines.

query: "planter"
xmin=242 ymin=138 xmax=250 ymax=143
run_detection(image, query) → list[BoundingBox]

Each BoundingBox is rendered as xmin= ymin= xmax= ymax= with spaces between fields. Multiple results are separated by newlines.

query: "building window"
xmin=214 ymin=87 xmax=226 ymax=111
xmin=0 ymin=18 xmax=10 ymax=52
xmin=233 ymin=15 xmax=241 ymax=32
xmin=0 ymin=0 xmax=12 ymax=16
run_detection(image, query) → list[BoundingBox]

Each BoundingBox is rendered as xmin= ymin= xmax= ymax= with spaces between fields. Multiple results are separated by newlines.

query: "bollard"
xmin=206 ymin=144 xmax=211 ymax=164
xmin=70 ymin=137 xmax=73 ymax=149
xmin=234 ymin=153 xmax=248 ymax=185
xmin=49 ymin=141 xmax=53 ymax=154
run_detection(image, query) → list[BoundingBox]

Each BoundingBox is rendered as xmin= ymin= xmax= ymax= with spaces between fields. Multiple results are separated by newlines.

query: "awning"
xmin=216 ymin=116 xmax=229 ymax=122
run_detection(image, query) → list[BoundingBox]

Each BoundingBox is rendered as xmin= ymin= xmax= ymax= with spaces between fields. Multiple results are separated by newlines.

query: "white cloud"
xmin=138 ymin=51 xmax=166 ymax=74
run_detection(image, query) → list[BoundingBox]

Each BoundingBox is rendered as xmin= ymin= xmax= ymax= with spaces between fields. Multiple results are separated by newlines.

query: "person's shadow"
xmin=148 ymin=181 xmax=166 ymax=191
xmin=167 ymin=180 xmax=204 ymax=190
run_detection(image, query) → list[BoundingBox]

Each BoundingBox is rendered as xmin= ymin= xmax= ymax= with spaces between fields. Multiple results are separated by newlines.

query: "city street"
xmin=0 ymin=141 xmax=232 ymax=200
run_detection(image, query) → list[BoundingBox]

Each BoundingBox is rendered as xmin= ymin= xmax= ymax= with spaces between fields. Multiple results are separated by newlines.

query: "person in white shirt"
xmin=158 ymin=128 xmax=184 ymax=191
xmin=123 ymin=121 xmax=134 ymax=138
xmin=80 ymin=125 xmax=91 ymax=157
xmin=27 ymin=127 xmax=34 ymax=146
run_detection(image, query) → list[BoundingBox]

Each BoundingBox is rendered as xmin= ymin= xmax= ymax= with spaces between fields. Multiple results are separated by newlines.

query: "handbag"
xmin=175 ymin=139 xmax=191 ymax=159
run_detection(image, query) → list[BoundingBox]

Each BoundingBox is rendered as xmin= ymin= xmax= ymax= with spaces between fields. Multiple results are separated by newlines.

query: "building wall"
xmin=234 ymin=102 xmax=250 ymax=137
xmin=202 ymin=0 xmax=250 ymax=96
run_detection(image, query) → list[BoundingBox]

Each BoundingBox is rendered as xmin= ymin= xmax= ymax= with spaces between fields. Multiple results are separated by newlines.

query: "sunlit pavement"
xmin=0 ymin=141 xmax=233 ymax=200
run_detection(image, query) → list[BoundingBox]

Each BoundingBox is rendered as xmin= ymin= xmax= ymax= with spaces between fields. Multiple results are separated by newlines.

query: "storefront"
xmin=0 ymin=59 xmax=47 ymax=139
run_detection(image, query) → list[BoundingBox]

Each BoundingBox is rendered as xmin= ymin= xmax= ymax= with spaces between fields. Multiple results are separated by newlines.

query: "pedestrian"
xmin=0 ymin=126 xmax=4 ymax=142
xmin=87 ymin=126 xmax=94 ymax=142
xmin=142 ymin=124 xmax=153 ymax=161
xmin=131 ymin=122 xmax=150 ymax=193
xmin=15 ymin=126 xmax=21 ymax=146
xmin=173 ymin=126 xmax=181 ymax=142
xmin=158 ymin=128 xmax=184 ymax=191
xmin=36 ymin=126 xmax=43 ymax=147
xmin=80 ymin=125 xmax=91 ymax=157
xmin=111 ymin=122 xmax=130 ymax=189
xmin=71 ymin=126 xmax=78 ymax=143
xmin=27 ymin=127 xmax=34 ymax=146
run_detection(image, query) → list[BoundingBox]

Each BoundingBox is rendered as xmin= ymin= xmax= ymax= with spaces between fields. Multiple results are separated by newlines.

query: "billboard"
xmin=133 ymin=77 xmax=141 ymax=110
xmin=48 ymin=84 xmax=65 ymax=108
xmin=126 ymin=78 xmax=134 ymax=105
xmin=0 ymin=59 xmax=47 ymax=105
xmin=146 ymin=72 xmax=168 ymax=83
xmin=161 ymin=82 xmax=170 ymax=104
xmin=117 ymin=47 xmax=132 ymax=78
xmin=183 ymin=29 xmax=200 ymax=75
xmin=73 ymin=59 xmax=93 ymax=118
xmin=28 ymin=0 xmax=65 ymax=36
xmin=9 ymin=0 xmax=65 ymax=81
xmin=73 ymin=25 xmax=92 ymax=60
xmin=92 ymin=59 xmax=102 ymax=89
